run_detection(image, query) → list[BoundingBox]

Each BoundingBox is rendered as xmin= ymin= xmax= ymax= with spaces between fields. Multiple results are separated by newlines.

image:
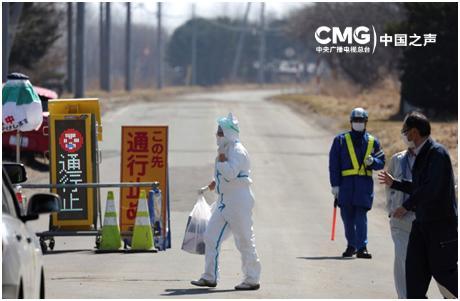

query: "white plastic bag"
xmin=181 ymin=195 xmax=212 ymax=255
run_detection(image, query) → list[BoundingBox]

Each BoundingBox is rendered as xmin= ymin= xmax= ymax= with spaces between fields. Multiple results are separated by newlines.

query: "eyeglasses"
xmin=351 ymin=118 xmax=366 ymax=123
xmin=401 ymin=127 xmax=410 ymax=135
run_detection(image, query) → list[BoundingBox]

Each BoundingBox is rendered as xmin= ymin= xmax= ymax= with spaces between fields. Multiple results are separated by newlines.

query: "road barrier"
xmin=21 ymin=98 xmax=171 ymax=253
xmin=22 ymin=181 xmax=160 ymax=253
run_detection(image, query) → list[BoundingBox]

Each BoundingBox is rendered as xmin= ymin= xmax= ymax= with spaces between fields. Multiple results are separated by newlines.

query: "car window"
xmin=2 ymin=171 xmax=21 ymax=218
xmin=2 ymin=181 xmax=17 ymax=218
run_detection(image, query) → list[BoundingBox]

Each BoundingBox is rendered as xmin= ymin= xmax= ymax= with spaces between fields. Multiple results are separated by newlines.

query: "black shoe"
xmin=357 ymin=247 xmax=372 ymax=259
xmin=342 ymin=246 xmax=356 ymax=258
xmin=235 ymin=282 xmax=260 ymax=290
xmin=191 ymin=278 xmax=217 ymax=288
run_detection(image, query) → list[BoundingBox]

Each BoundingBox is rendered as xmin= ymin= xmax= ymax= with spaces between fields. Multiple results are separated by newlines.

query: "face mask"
xmin=401 ymin=133 xmax=416 ymax=149
xmin=352 ymin=122 xmax=365 ymax=132
xmin=216 ymin=136 xmax=225 ymax=147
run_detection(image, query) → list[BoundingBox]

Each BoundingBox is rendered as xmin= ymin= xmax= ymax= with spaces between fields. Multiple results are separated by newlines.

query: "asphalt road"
xmin=27 ymin=89 xmax=443 ymax=298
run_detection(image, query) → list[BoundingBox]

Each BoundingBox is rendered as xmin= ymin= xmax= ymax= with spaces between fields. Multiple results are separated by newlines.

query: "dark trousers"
xmin=340 ymin=205 xmax=368 ymax=250
xmin=406 ymin=220 xmax=458 ymax=298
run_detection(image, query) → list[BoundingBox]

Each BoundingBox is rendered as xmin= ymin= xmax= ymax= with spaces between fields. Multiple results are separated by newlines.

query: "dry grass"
xmin=272 ymin=77 xmax=458 ymax=172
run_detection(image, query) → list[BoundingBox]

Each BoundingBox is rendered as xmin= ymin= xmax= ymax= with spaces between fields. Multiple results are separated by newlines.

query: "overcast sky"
xmin=89 ymin=2 xmax=308 ymax=33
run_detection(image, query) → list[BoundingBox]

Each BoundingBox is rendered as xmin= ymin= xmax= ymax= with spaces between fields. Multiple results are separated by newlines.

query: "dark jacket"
xmin=391 ymin=138 xmax=457 ymax=222
xmin=329 ymin=130 xmax=385 ymax=209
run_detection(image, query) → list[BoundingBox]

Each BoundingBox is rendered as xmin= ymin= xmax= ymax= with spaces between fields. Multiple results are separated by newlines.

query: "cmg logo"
xmin=315 ymin=26 xmax=372 ymax=44
xmin=315 ymin=26 xmax=377 ymax=53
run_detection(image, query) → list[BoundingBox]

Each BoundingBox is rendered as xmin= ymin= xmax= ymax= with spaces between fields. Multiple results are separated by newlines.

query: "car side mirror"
xmin=3 ymin=163 xmax=27 ymax=184
xmin=23 ymin=193 xmax=61 ymax=222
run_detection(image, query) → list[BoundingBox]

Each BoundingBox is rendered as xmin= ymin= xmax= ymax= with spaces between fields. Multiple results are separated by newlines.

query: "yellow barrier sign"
xmin=49 ymin=113 xmax=96 ymax=229
xmin=49 ymin=98 xmax=102 ymax=141
xmin=120 ymin=126 xmax=168 ymax=234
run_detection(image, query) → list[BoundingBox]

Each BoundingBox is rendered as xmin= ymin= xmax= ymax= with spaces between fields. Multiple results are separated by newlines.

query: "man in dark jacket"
xmin=378 ymin=111 xmax=457 ymax=298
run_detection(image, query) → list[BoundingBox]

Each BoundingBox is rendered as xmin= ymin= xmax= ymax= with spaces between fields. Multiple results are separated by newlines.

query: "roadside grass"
xmin=272 ymin=78 xmax=458 ymax=171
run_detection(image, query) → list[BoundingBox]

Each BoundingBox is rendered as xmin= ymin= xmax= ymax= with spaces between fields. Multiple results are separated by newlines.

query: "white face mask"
xmin=352 ymin=122 xmax=365 ymax=132
xmin=401 ymin=133 xmax=416 ymax=149
xmin=216 ymin=136 xmax=225 ymax=147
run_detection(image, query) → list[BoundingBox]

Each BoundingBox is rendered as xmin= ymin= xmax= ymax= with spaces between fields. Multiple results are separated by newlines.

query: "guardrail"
xmin=20 ymin=182 xmax=159 ymax=189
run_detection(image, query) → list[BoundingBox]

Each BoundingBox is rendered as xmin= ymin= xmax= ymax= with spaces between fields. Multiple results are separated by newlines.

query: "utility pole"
xmin=258 ymin=2 xmax=266 ymax=85
xmin=231 ymin=2 xmax=251 ymax=82
xmin=2 ymin=3 xmax=10 ymax=82
xmin=156 ymin=2 xmax=163 ymax=90
xmin=191 ymin=4 xmax=197 ymax=85
xmin=3 ymin=3 xmax=25 ymax=81
xmin=125 ymin=2 xmax=132 ymax=91
xmin=9 ymin=3 xmax=23 ymax=49
xmin=103 ymin=3 xmax=111 ymax=92
xmin=75 ymin=3 xmax=85 ymax=98
xmin=99 ymin=3 xmax=104 ymax=90
xmin=67 ymin=3 xmax=74 ymax=92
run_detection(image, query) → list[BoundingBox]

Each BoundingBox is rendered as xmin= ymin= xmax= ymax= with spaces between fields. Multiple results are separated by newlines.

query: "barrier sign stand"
xmin=22 ymin=182 xmax=159 ymax=253
xmin=37 ymin=99 xmax=103 ymax=251
xmin=21 ymin=99 xmax=171 ymax=253
xmin=50 ymin=113 xmax=97 ymax=229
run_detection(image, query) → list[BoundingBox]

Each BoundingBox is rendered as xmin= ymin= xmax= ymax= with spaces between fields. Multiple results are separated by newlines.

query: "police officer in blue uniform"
xmin=329 ymin=108 xmax=385 ymax=259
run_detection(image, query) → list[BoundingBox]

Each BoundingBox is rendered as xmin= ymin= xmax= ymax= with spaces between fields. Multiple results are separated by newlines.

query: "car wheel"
xmin=49 ymin=238 xmax=55 ymax=251
xmin=40 ymin=269 xmax=45 ymax=299
xmin=95 ymin=235 xmax=101 ymax=249
xmin=40 ymin=238 xmax=48 ymax=254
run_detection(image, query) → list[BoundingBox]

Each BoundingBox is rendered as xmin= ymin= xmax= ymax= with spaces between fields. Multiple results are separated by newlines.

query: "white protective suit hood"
xmin=217 ymin=112 xmax=240 ymax=144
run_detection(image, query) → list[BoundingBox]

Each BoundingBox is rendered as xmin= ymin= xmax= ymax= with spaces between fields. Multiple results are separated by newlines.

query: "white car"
xmin=2 ymin=163 xmax=60 ymax=299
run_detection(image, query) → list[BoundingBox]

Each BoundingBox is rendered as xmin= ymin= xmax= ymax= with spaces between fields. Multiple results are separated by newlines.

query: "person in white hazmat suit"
xmin=191 ymin=113 xmax=261 ymax=291
xmin=386 ymin=147 xmax=451 ymax=299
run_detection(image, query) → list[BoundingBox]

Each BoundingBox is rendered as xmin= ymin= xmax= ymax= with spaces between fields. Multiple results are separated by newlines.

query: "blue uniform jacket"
xmin=329 ymin=130 xmax=385 ymax=209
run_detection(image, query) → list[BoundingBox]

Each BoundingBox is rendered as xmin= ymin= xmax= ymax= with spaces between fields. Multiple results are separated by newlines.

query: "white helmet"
xmin=350 ymin=107 xmax=368 ymax=121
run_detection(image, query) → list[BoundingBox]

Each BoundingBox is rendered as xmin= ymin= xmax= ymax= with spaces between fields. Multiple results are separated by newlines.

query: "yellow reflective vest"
xmin=341 ymin=132 xmax=374 ymax=177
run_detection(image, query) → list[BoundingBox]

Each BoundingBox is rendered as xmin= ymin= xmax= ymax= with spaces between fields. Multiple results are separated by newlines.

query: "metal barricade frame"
xmin=20 ymin=181 xmax=159 ymax=253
